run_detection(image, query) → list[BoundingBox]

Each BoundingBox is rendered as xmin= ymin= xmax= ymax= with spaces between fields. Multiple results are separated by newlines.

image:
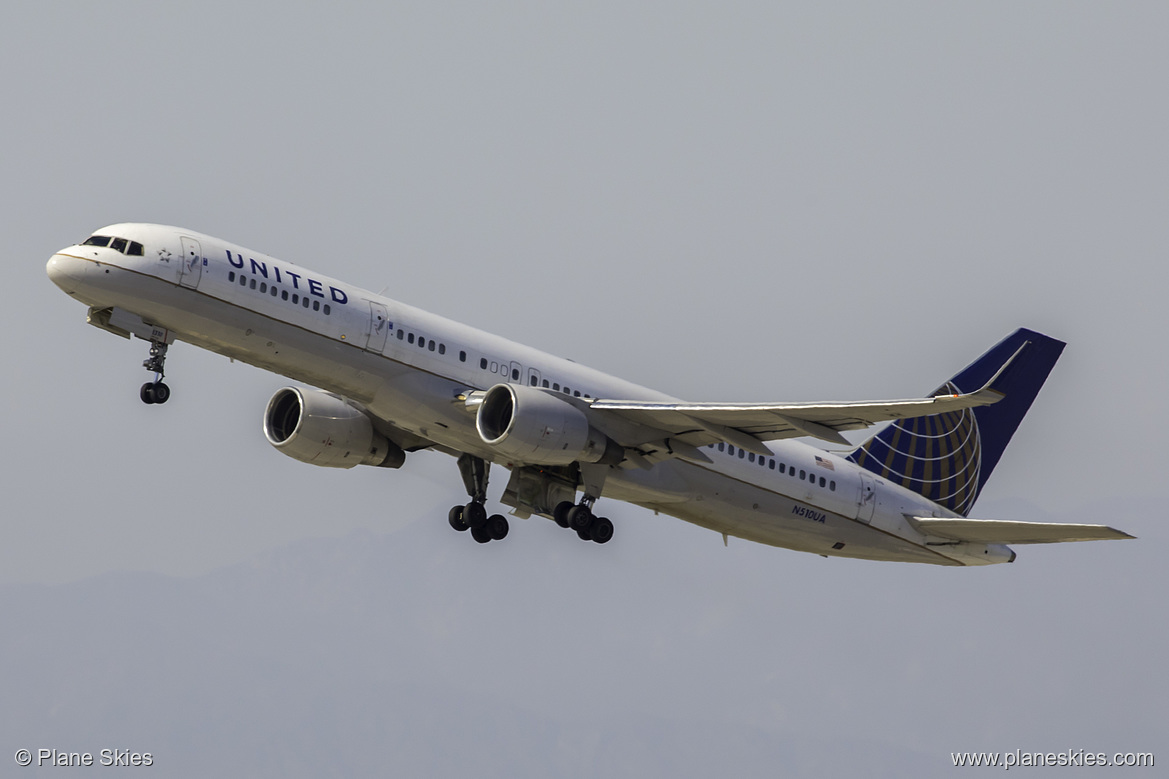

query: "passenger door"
xmin=179 ymin=236 xmax=202 ymax=289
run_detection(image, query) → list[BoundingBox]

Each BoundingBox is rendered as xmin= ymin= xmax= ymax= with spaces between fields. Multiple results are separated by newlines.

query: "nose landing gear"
xmin=140 ymin=341 xmax=171 ymax=405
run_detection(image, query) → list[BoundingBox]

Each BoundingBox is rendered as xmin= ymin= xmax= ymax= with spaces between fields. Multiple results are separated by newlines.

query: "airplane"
xmin=46 ymin=223 xmax=1132 ymax=566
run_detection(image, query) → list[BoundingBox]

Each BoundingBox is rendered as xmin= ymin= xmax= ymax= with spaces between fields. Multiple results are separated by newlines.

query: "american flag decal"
xmin=814 ymin=455 xmax=835 ymax=471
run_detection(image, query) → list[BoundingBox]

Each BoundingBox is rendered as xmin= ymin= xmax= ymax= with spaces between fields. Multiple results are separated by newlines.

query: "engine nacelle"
xmin=263 ymin=387 xmax=405 ymax=469
xmin=476 ymin=383 xmax=623 ymax=466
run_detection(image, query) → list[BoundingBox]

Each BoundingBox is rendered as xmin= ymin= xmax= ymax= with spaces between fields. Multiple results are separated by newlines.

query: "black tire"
xmin=567 ymin=505 xmax=593 ymax=532
xmin=152 ymin=382 xmax=171 ymax=404
xmin=486 ymin=514 xmax=509 ymax=541
xmin=471 ymin=526 xmax=492 ymax=544
xmin=448 ymin=505 xmax=469 ymax=532
xmin=590 ymin=517 xmax=614 ymax=544
xmin=576 ymin=528 xmax=592 ymax=541
xmin=464 ymin=502 xmax=488 ymax=529
xmin=553 ymin=501 xmax=574 ymax=528
xmin=140 ymin=383 xmax=156 ymax=404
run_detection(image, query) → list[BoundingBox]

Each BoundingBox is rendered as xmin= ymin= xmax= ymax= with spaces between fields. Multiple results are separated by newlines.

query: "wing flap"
xmin=907 ymin=517 xmax=1135 ymax=545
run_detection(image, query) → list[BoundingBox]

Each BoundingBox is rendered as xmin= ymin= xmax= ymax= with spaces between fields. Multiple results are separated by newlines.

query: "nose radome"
xmin=46 ymin=252 xmax=84 ymax=293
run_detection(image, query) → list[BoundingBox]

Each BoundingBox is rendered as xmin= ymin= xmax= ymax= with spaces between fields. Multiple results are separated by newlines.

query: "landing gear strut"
xmin=449 ymin=454 xmax=509 ymax=543
xmin=140 ymin=341 xmax=171 ymax=404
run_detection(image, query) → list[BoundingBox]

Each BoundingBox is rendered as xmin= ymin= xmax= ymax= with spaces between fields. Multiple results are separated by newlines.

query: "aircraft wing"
xmin=906 ymin=517 xmax=1135 ymax=544
xmin=586 ymin=340 xmax=1025 ymax=458
xmin=590 ymin=386 xmax=1003 ymax=453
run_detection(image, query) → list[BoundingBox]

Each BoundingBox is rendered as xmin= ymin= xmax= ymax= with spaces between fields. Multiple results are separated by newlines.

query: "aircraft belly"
xmin=613 ymin=463 xmax=960 ymax=565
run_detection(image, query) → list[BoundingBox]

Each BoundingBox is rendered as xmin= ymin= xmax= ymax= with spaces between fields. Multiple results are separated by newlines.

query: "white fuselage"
xmin=47 ymin=223 xmax=1011 ymax=566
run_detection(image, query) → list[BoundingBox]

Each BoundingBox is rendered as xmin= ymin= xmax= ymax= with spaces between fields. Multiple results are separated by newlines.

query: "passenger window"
xmin=738 ymin=449 xmax=745 ymax=459
xmin=271 ymin=286 xmax=278 ymax=297
xmin=324 ymin=304 xmax=330 ymax=314
xmin=428 ymin=340 xmax=435 ymax=351
xmin=819 ymin=477 xmax=826 ymax=487
xmin=239 ymin=276 xmax=247 ymax=286
xmin=553 ymin=383 xmax=560 ymax=391
xmin=292 ymin=294 xmax=299 ymax=303
xmin=302 ymin=297 xmax=310 ymax=308
xmin=748 ymin=453 xmax=756 ymax=463
xmin=439 ymin=344 xmax=445 ymax=355
xmin=398 ymin=330 xmax=405 ymax=340
xmin=530 ymin=376 xmax=537 ymax=386
xmin=260 ymin=282 xmax=267 ymax=293
xmin=718 ymin=443 xmax=725 ymax=452
xmin=573 ymin=390 xmax=580 ymax=397
xmin=769 ymin=459 xmax=775 ymax=470
xmin=480 ymin=358 xmax=488 ymax=369
xmin=229 ymin=271 xmax=235 ymax=282
xmin=282 ymin=291 xmax=288 ymax=301
xmin=542 ymin=380 xmax=549 ymax=388
xmin=127 ymin=241 xmax=144 ymax=256
xmin=512 ymin=369 xmax=520 ymax=380
xmin=779 ymin=463 xmax=786 ymax=474
xmin=250 ymin=279 xmax=257 ymax=290
xmin=459 ymin=351 xmax=467 ymax=362
xmin=830 ymin=480 xmax=836 ymax=492
xmin=408 ymin=334 xmax=415 ymax=344
xmin=799 ymin=470 xmax=806 ymax=480
xmin=313 ymin=300 xmax=320 ymax=311
xmin=490 ymin=361 xmax=498 ymax=372
xmin=727 ymin=445 xmax=734 ymax=455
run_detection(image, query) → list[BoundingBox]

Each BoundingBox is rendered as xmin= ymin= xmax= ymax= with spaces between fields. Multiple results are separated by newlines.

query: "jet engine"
xmin=263 ymin=387 xmax=405 ymax=469
xmin=476 ymin=383 xmax=623 ymax=466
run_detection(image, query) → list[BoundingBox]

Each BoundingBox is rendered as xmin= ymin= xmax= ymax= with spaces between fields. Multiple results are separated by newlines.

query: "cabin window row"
xmin=709 ymin=443 xmax=837 ymax=491
xmin=395 ymin=328 xmax=448 ymax=355
xmin=228 ymin=271 xmax=332 ymax=315
xmin=475 ymin=357 xmax=591 ymax=398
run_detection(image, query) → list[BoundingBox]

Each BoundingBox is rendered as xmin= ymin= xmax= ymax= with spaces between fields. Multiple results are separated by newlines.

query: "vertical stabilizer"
xmin=847 ymin=329 xmax=1065 ymax=516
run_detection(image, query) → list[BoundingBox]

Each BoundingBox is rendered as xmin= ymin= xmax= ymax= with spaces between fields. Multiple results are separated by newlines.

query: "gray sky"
xmin=3 ymin=2 xmax=1166 ymax=775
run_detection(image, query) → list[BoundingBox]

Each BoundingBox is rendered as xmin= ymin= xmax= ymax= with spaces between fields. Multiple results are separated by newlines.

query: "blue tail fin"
xmin=847 ymin=329 xmax=1065 ymax=516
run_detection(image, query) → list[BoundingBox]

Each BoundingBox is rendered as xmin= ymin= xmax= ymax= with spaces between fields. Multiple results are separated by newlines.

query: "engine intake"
xmin=476 ymin=383 xmax=623 ymax=466
xmin=264 ymin=387 xmax=405 ymax=469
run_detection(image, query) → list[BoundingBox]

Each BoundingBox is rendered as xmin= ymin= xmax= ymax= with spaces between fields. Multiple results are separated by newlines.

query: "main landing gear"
xmin=140 ymin=340 xmax=171 ymax=405
xmin=553 ymin=498 xmax=613 ymax=544
xmin=448 ymin=454 xmax=510 ymax=544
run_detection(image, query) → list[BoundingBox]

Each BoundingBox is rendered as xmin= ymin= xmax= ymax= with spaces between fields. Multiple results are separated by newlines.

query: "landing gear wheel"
xmin=486 ymin=514 xmax=509 ymax=541
xmin=589 ymin=517 xmax=614 ymax=544
xmin=470 ymin=526 xmax=492 ymax=544
xmin=464 ymin=502 xmax=488 ymax=529
xmin=576 ymin=528 xmax=593 ymax=541
xmin=140 ymin=381 xmax=170 ymax=405
xmin=553 ymin=501 xmax=574 ymax=529
xmin=448 ymin=505 xmax=469 ymax=532
xmin=567 ymin=505 xmax=594 ymax=532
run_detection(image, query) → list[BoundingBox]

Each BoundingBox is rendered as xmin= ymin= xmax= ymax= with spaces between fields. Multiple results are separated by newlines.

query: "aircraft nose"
xmin=46 ymin=252 xmax=86 ymax=294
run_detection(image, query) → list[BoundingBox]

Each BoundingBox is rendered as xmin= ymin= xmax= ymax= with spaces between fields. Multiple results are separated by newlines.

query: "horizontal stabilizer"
xmin=907 ymin=517 xmax=1135 ymax=545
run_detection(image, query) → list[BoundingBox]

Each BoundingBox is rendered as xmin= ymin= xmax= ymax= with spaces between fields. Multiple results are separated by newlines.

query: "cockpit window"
xmin=82 ymin=234 xmax=145 ymax=256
